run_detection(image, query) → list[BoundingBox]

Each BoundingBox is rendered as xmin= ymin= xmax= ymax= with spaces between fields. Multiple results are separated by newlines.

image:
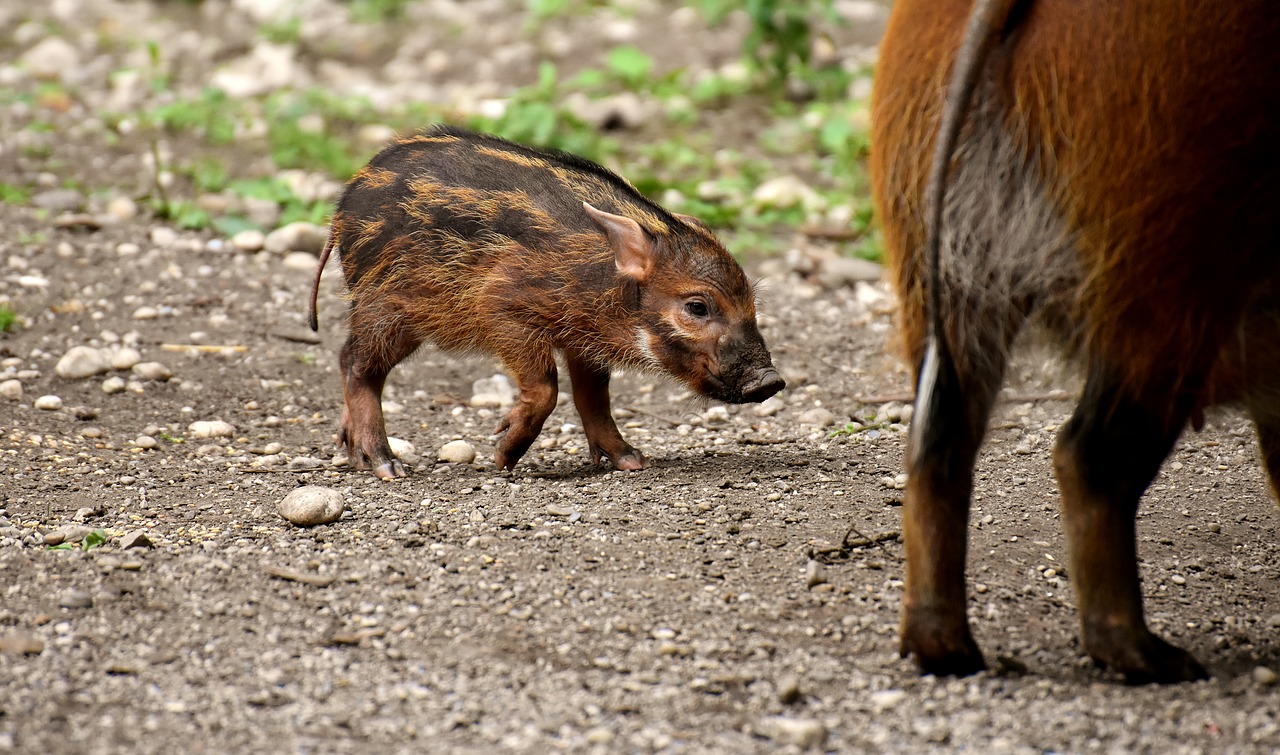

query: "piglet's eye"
xmin=684 ymin=300 xmax=709 ymax=318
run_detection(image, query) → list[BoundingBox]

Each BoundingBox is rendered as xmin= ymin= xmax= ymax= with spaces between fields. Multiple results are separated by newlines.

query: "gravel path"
xmin=2 ymin=1 xmax=1280 ymax=753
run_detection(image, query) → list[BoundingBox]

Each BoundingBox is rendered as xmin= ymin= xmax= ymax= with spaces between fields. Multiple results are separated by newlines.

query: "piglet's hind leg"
xmin=493 ymin=351 xmax=559 ymax=471
xmin=339 ymin=328 xmax=419 ymax=480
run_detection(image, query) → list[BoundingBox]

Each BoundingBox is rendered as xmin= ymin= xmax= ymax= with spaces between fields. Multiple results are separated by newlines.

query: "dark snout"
xmin=738 ymin=366 xmax=785 ymax=403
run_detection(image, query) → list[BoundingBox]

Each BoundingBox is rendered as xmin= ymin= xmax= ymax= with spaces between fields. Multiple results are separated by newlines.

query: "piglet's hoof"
xmin=611 ymin=450 xmax=649 ymax=471
xmin=373 ymin=459 xmax=407 ymax=480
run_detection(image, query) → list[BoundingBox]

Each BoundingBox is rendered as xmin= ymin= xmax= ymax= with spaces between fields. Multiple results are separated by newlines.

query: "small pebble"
xmin=278 ymin=486 xmax=345 ymax=527
xmin=58 ymin=589 xmax=93 ymax=609
xmin=55 ymin=346 xmax=109 ymax=379
xmin=150 ymin=227 xmax=179 ymax=247
xmin=132 ymin=306 xmax=159 ymax=320
xmin=102 ymin=376 xmax=126 ymax=394
xmin=287 ymin=456 xmax=323 ymax=471
xmin=753 ymin=396 xmax=785 ymax=417
xmin=388 ymin=437 xmax=417 ymax=461
xmin=108 ymin=347 xmax=142 ymax=371
xmin=132 ymin=362 xmax=172 ymax=382
xmin=133 ymin=435 xmax=159 ymax=450
xmin=799 ymin=407 xmax=835 ymax=427
xmin=0 ymin=631 xmax=44 ymax=656
xmin=438 ymin=440 xmax=476 ymax=464
xmin=0 ymin=379 xmax=22 ymax=399
xmin=231 ymin=229 xmax=266 ymax=252
xmin=753 ymin=716 xmax=826 ymax=748
xmin=282 ymin=251 xmax=317 ymax=271
xmin=188 ymin=420 xmax=235 ymax=438
xmin=805 ymin=559 xmax=827 ymax=589
xmin=777 ymin=676 xmax=802 ymax=705
xmin=470 ymin=374 xmax=516 ymax=407
xmin=264 ymin=221 xmax=326 ymax=255
xmin=119 ymin=530 xmax=153 ymax=549
xmin=34 ymin=395 xmax=63 ymax=411
xmin=1254 ymin=666 xmax=1278 ymax=686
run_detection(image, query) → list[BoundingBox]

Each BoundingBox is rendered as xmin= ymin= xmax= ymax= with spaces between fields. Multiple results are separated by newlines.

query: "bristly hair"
xmin=421 ymin=124 xmax=686 ymax=233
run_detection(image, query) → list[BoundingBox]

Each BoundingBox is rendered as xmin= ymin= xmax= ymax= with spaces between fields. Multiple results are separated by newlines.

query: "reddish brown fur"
xmin=312 ymin=126 xmax=782 ymax=480
xmin=872 ymin=0 xmax=1280 ymax=682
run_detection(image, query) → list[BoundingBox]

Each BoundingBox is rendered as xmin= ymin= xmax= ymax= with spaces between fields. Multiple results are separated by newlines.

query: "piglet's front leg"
xmin=566 ymin=350 xmax=648 ymax=471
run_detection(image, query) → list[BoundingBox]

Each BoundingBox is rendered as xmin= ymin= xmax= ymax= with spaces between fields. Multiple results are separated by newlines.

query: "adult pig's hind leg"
xmin=1053 ymin=366 xmax=1208 ymax=683
xmin=339 ymin=318 xmax=422 ymax=480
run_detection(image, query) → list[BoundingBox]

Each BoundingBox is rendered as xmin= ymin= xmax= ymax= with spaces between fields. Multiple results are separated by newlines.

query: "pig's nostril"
xmin=740 ymin=369 xmax=785 ymax=403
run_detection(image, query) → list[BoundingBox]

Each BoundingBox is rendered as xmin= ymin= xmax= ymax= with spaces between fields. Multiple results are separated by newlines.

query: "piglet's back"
xmin=333 ymin=126 xmax=680 ymax=283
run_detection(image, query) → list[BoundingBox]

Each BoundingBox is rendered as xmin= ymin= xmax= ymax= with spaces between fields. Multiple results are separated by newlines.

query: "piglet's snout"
xmin=738 ymin=367 xmax=784 ymax=403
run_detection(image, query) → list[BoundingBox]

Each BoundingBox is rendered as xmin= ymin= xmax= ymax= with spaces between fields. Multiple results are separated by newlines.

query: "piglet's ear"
xmin=583 ymin=202 xmax=654 ymax=280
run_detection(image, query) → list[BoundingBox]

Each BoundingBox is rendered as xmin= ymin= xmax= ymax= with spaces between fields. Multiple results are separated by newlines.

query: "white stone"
xmin=816 ymin=256 xmax=884 ymax=289
xmin=55 ymin=346 xmax=109 ymax=379
xmin=231 ymin=229 xmax=265 ymax=252
xmin=21 ymin=37 xmax=80 ymax=80
xmin=149 ymin=227 xmax=179 ymax=247
xmin=278 ymin=486 xmax=345 ymax=527
xmin=753 ymin=716 xmax=826 ymax=749
xmin=264 ymin=221 xmax=327 ymax=255
xmin=210 ymin=41 xmax=304 ymax=98
xmin=0 ymin=380 xmax=20 ymax=399
xmin=752 ymin=176 xmax=819 ymax=210
xmin=388 ymin=437 xmax=417 ymax=462
xmin=34 ymin=395 xmax=63 ymax=411
xmin=101 ymin=376 xmax=126 ymax=394
xmin=133 ymin=435 xmax=158 ymax=450
xmin=188 ymin=420 xmax=235 ymax=438
xmin=106 ymin=196 xmax=137 ymax=220
xmin=132 ymin=306 xmax=159 ymax=320
xmin=879 ymin=402 xmax=904 ymax=422
xmin=108 ymin=347 xmax=142 ymax=371
xmin=753 ymin=396 xmax=785 ymax=417
xmin=132 ymin=362 xmax=172 ymax=381
xmin=438 ymin=440 xmax=477 ymax=464
xmin=470 ymin=374 xmax=516 ymax=407
xmin=799 ymin=407 xmax=836 ymax=427
xmin=283 ymin=251 xmax=318 ymax=271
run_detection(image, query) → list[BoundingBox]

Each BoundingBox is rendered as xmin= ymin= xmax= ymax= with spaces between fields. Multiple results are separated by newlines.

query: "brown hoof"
xmin=1085 ymin=627 xmax=1209 ymax=684
xmin=900 ymin=609 xmax=986 ymax=677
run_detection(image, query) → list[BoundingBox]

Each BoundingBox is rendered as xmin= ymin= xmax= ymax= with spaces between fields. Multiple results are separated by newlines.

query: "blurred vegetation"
xmin=14 ymin=0 xmax=876 ymax=259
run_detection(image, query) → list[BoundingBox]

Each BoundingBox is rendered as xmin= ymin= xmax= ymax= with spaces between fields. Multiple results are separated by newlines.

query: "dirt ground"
xmin=3 ymin=1 xmax=1280 ymax=753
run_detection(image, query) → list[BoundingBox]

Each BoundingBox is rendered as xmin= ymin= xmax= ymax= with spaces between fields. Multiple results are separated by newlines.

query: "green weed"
xmin=0 ymin=184 xmax=31 ymax=205
xmin=47 ymin=529 xmax=108 ymax=551
xmin=349 ymin=0 xmax=413 ymax=23
xmin=261 ymin=17 xmax=302 ymax=45
xmin=0 ymin=305 xmax=16 ymax=333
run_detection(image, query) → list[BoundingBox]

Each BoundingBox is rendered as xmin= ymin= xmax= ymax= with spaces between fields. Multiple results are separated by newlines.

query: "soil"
xmin=2 ymin=2 xmax=1280 ymax=753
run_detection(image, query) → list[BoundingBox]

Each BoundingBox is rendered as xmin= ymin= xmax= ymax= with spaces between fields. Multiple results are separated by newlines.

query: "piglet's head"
xmin=584 ymin=202 xmax=785 ymax=404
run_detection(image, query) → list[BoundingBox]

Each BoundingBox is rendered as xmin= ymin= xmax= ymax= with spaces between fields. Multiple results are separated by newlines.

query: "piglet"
xmin=310 ymin=125 xmax=783 ymax=479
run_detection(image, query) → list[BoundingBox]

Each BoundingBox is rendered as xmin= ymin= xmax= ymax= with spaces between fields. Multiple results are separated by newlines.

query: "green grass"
xmin=0 ymin=184 xmax=30 ymax=205
xmin=0 ymin=305 xmax=16 ymax=333
xmin=90 ymin=1 xmax=876 ymax=257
